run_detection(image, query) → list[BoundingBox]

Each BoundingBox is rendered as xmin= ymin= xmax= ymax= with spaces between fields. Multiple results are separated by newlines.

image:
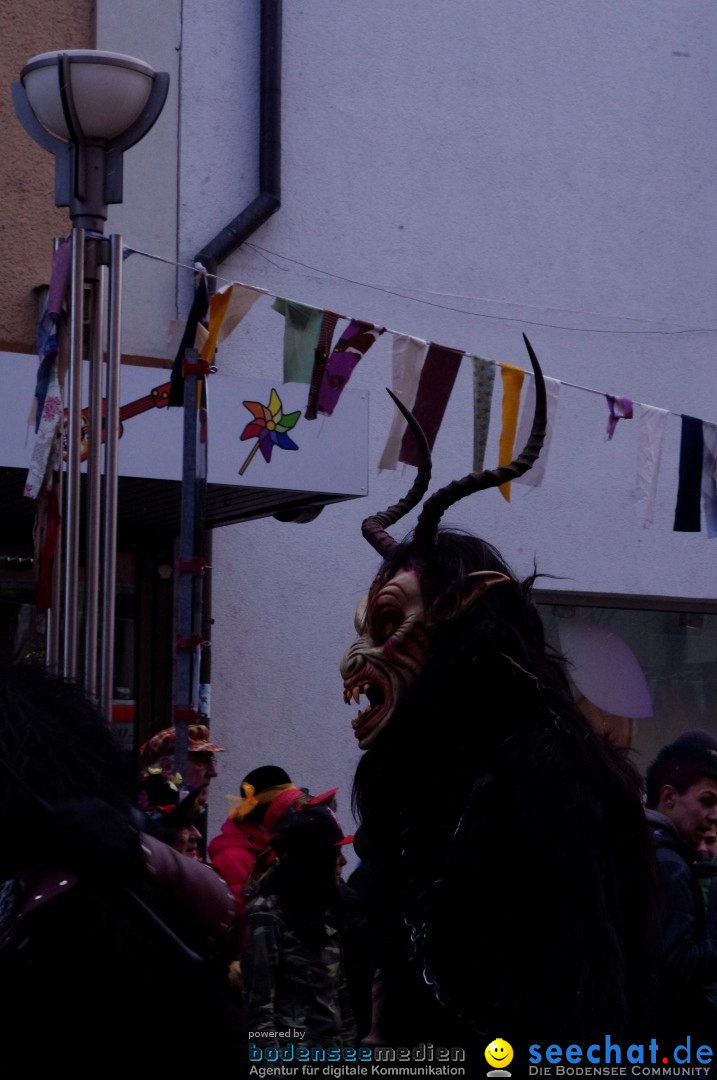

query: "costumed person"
xmin=0 ymin=661 xmax=240 ymax=1070
xmin=139 ymin=722 xmax=224 ymax=806
xmin=342 ymin=337 xmax=657 ymax=1050
xmin=242 ymin=805 xmax=357 ymax=1049
xmin=646 ymin=739 xmax=717 ymax=1040
xmin=208 ymin=765 xmax=337 ymax=916
xmin=137 ymin=771 xmax=203 ymax=860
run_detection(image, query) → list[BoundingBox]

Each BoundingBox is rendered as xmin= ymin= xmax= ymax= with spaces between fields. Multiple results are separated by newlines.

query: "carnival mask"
xmin=340 ymin=335 xmax=546 ymax=748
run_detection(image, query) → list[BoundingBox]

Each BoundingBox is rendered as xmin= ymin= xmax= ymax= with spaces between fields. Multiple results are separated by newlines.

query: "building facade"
xmin=4 ymin=1 xmax=717 ymax=833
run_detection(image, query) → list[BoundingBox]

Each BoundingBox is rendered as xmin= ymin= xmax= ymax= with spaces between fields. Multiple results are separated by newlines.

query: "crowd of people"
xmin=3 ymin=659 xmax=717 ymax=1069
xmin=137 ymin=727 xmax=372 ymax=1048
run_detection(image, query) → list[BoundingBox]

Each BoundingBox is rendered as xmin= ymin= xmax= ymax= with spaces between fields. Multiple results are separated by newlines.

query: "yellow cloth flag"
xmin=498 ymin=364 xmax=525 ymax=502
xmin=200 ymin=285 xmax=234 ymax=365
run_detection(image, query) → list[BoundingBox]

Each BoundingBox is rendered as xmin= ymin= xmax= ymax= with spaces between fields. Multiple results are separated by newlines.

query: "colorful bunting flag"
xmin=379 ymin=335 xmax=428 ymax=471
xmin=317 ymin=319 xmax=384 ymax=416
xmin=673 ymin=415 xmax=703 ymax=532
xmin=306 ymin=311 xmax=340 ymax=420
xmin=513 ymin=374 xmax=561 ymax=489
xmin=200 ymin=285 xmax=235 ymax=366
xmin=399 ymin=344 xmax=463 ymax=466
xmin=633 ymin=405 xmax=668 ymax=526
xmin=34 ymin=477 xmax=61 ymax=611
xmin=273 ymin=298 xmax=324 ymax=384
xmin=189 ymin=284 xmax=262 ymax=358
xmin=605 ymin=395 xmax=633 ymax=440
xmin=498 ymin=364 xmax=525 ymax=501
xmin=701 ymin=422 xmax=717 ymax=539
xmin=30 ymin=234 xmax=717 ymax=542
xmin=219 ymin=284 xmax=263 ymax=342
xmin=25 ymin=238 xmax=72 ymax=500
xmin=471 ymin=356 xmax=495 ymax=474
xmin=169 ymin=277 xmax=209 ymax=407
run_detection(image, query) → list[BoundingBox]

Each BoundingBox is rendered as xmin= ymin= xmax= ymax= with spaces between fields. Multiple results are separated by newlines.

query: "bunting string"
xmin=55 ymin=239 xmax=714 ymax=538
xmin=123 ymin=243 xmax=714 ymax=427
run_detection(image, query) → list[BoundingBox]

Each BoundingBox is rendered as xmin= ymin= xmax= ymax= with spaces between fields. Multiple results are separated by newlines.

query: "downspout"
xmin=194 ymin=0 xmax=282 ymax=277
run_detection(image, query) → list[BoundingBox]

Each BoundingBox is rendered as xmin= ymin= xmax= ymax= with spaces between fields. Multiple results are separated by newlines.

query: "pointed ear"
xmin=457 ymin=570 xmax=510 ymax=616
xmin=431 ymin=570 xmax=509 ymax=622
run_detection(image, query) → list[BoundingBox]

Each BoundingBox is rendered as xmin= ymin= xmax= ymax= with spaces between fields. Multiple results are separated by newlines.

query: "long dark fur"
xmin=353 ymin=532 xmax=657 ymax=1044
xmin=0 ymin=660 xmax=132 ymax=876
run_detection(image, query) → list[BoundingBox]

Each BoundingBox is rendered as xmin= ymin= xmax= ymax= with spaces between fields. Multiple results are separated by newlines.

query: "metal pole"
xmin=173 ymin=354 xmax=200 ymax=782
xmin=83 ymin=250 xmax=106 ymax=701
xmin=63 ymin=226 xmax=85 ymax=679
xmin=46 ymin=236 xmax=64 ymax=672
xmin=46 ymin=461 xmax=64 ymax=672
xmin=100 ymin=234 xmax=122 ymax=722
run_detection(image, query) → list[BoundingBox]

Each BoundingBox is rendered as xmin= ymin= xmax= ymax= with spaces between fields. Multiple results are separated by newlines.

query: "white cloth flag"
xmin=701 ymin=422 xmax=717 ymax=539
xmin=378 ymin=335 xmax=428 ymax=471
xmin=512 ymin=374 xmax=561 ymax=488
xmin=168 ymin=283 xmax=263 ymax=354
xmin=633 ymin=405 xmax=668 ymax=526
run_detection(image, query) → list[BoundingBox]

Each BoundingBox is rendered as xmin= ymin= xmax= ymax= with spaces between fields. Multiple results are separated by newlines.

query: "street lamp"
xmin=13 ymin=51 xmax=169 ymax=719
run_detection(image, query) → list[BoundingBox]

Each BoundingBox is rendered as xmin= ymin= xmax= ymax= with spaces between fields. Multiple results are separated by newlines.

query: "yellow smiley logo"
xmin=485 ymin=1039 xmax=514 ymax=1069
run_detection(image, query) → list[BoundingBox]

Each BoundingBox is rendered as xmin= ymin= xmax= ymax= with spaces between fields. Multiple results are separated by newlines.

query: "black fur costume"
xmin=352 ymin=534 xmax=656 ymax=1046
xmin=348 ymin=340 xmax=657 ymax=1048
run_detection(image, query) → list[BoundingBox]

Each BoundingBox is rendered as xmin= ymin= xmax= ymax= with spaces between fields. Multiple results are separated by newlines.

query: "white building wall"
xmin=100 ymin=1 xmax=717 ymax=833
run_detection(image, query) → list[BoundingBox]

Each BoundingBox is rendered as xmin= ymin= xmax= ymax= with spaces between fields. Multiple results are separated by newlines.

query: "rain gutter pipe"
xmin=194 ymin=0 xmax=282 ymax=277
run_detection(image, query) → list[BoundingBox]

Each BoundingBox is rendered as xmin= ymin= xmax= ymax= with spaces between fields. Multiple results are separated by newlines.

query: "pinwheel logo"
xmin=239 ymin=389 xmax=301 ymax=476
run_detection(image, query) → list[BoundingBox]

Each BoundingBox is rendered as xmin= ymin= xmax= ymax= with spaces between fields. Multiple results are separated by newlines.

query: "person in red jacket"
xmin=209 ymin=766 xmax=339 ymax=915
xmin=208 ymin=766 xmax=301 ymax=909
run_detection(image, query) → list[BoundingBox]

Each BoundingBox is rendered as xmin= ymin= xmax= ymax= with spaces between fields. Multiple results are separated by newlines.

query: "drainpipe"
xmin=194 ymin=0 xmax=282 ymax=278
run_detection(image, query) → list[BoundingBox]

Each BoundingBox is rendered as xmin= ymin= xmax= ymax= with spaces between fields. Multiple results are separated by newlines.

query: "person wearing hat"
xmin=209 ymin=766 xmax=300 ymax=911
xmin=139 ymin=723 xmax=224 ymax=806
xmin=242 ymin=805 xmax=357 ymax=1049
xmin=137 ymin=772 xmax=203 ymax=860
xmin=208 ymin=767 xmax=338 ymax=914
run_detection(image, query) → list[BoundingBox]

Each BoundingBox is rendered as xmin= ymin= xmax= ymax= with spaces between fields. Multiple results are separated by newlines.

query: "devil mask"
xmin=340 ymin=334 xmax=546 ymax=748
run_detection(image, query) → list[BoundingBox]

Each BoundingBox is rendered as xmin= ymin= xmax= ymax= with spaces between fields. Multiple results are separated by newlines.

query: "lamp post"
xmin=13 ymin=51 xmax=169 ymax=719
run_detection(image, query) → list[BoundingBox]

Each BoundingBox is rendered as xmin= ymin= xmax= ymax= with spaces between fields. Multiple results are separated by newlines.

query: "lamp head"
xmin=13 ymin=49 xmax=169 ymax=229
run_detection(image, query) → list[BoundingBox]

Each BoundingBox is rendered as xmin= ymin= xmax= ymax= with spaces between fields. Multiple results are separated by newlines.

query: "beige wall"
xmin=0 ymin=1 xmax=95 ymax=348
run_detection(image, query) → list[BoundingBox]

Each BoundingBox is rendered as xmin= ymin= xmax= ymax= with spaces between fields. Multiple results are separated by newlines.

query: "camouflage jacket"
xmin=243 ymin=891 xmax=357 ymax=1047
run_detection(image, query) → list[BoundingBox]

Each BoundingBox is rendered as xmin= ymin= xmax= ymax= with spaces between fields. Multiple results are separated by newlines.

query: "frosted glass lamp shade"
xmin=21 ymin=50 xmax=156 ymax=142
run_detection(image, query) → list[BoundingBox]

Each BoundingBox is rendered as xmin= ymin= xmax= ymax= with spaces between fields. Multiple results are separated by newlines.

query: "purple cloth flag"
xmin=33 ymin=238 xmax=72 ymax=430
xmin=605 ymin=395 xmax=633 ymax=440
xmin=305 ymin=311 xmax=340 ymax=420
xmin=317 ymin=319 xmax=384 ymax=416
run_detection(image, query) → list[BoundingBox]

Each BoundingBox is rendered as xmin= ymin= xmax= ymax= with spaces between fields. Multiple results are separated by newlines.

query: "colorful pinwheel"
xmin=239 ymin=388 xmax=301 ymax=475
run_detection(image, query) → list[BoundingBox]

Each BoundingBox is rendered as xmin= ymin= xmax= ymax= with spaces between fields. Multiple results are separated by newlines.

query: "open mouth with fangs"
xmin=343 ymin=676 xmax=388 ymax=745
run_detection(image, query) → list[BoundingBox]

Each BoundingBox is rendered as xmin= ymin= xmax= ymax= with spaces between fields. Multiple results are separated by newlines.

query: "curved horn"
xmin=411 ymin=334 xmax=547 ymax=558
xmin=361 ymin=389 xmax=433 ymax=556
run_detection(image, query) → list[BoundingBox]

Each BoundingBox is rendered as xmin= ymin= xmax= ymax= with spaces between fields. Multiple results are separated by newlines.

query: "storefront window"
xmin=539 ymin=595 xmax=717 ymax=776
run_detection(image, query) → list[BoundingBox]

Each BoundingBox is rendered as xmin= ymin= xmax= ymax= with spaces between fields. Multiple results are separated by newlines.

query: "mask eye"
xmin=371 ymin=609 xmax=401 ymax=644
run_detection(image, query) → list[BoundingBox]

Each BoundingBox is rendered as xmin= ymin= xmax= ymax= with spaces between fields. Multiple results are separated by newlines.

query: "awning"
xmin=0 ymin=352 xmax=369 ymax=541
